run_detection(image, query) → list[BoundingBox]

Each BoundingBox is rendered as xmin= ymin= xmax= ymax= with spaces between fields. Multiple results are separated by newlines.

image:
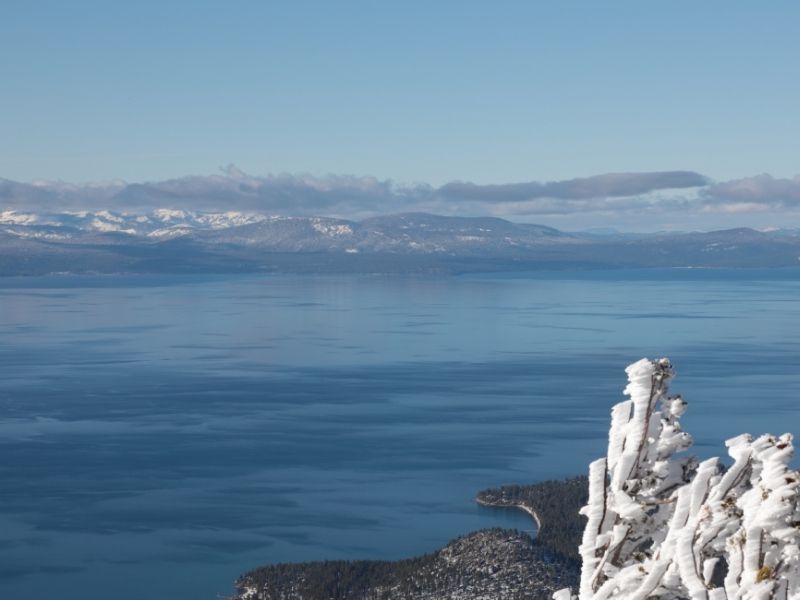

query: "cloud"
xmin=438 ymin=171 xmax=709 ymax=203
xmin=0 ymin=168 xmax=713 ymax=218
xmin=0 ymin=177 xmax=125 ymax=211
xmin=3 ymin=167 xmax=800 ymax=231
xmin=702 ymin=174 xmax=800 ymax=208
xmin=0 ymin=168 xmax=418 ymax=217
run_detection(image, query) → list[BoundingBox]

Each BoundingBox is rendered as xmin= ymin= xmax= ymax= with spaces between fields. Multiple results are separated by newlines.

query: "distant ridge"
xmin=1 ymin=210 xmax=799 ymax=275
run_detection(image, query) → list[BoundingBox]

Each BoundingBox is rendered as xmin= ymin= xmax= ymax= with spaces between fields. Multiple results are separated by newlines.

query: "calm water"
xmin=1 ymin=270 xmax=799 ymax=599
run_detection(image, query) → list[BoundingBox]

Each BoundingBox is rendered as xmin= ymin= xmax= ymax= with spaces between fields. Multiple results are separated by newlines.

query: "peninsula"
xmin=231 ymin=477 xmax=588 ymax=600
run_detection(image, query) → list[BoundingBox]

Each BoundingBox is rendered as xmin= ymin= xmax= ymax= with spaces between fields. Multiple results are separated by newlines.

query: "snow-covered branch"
xmin=556 ymin=358 xmax=800 ymax=600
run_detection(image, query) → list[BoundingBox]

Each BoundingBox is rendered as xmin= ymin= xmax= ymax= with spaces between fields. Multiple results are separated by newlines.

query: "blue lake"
xmin=1 ymin=269 xmax=799 ymax=599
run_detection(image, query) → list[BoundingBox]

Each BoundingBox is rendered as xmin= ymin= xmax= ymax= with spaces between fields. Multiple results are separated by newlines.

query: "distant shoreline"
xmin=3 ymin=266 xmax=800 ymax=281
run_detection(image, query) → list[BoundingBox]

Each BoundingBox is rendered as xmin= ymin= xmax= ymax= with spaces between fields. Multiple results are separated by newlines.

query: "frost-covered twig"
xmin=556 ymin=358 xmax=800 ymax=600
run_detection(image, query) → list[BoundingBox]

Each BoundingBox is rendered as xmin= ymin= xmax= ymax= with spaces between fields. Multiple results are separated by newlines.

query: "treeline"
xmin=237 ymin=552 xmax=433 ymax=600
xmin=235 ymin=528 xmax=579 ymax=600
xmin=233 ymin=477 xmax=589 ymax=600
xmin=476 ymin=476 xmax=588 ymax=562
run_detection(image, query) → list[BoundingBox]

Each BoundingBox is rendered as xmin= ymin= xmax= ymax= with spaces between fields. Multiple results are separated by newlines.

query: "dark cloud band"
xmin=1 ymin=168 xmax=798 ymax=219
xmin=438 ymin=171 xmax=709 ymax=202
xmin=703 ymin=174 xmax=800 ymax=208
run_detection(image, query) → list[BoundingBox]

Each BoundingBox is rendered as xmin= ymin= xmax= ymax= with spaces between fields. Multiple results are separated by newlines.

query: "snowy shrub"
xmin=555 ymin=358 xmax=800 ymax=600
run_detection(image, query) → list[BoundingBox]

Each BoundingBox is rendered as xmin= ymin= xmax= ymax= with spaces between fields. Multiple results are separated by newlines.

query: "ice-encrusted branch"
xmin=556 ymin=358 xmax=800 ymax=600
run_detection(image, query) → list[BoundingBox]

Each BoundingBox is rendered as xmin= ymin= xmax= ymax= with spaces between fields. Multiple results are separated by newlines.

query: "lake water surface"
xmin=1 ymin=270 xmax=799 ymax=599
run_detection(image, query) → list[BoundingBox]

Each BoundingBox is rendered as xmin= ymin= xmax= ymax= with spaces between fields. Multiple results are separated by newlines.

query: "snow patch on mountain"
xmin=152 ymin=208 xmax=192 ymax=223
xmin=3 ymin=228 xmax=73 ymax=241
xmin=90 ymin=218 xmax=136 ymax=234
xmin=0 ymin=210 xmax=38 ymax=225
xmin=311 ymin=221 xmax=353 ymax=236
xmin=147 ymin=226 xmax=195 ymax=239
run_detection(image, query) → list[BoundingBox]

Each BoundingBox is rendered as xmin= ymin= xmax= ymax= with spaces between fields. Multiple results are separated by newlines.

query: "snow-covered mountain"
xmin=0 ymin=209 xmax=578 ymax=254
xmin=1 ymin=209 xmax=799 ymax=275
xmin=0 ymin=208 xmax=268 ymax=237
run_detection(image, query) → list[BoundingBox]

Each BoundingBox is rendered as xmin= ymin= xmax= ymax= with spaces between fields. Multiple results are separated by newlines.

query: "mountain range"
xmin=1 ymin=209 xmax=799 ymax=275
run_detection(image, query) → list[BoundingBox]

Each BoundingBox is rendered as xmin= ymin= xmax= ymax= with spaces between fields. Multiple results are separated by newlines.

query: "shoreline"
xmin=233 ymin=480 xmax=588 ymax=599
xmin=475 ymin=497 xmax=543 ymax=531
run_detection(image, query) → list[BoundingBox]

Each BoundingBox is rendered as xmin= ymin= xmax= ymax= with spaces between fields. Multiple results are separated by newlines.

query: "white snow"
xmin=152 ymin=208 xmax=193 ymax=222
xmin=557 ymin=358 xmax=800 ymax=600
xmin=0 ymin=210 xmax=38 ymax=225
xmin=195 ymin=211 xmax=265 ymax=229
xmin=311 ymin=221 xmax=353 ymax=236
xmin=147 ymin=225 xmax=194 ymax=239
xmin=0 ymin=208 xmax=280 ymax=235
xmin=3 ymin=229 xmax=71 ymax=240
xmin=89 ymin=218 xmax=136 ymax=234
xmin=94 ymin=210 xmax=123 ymax=223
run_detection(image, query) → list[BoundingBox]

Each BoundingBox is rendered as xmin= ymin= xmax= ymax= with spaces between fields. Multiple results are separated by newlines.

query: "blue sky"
xmin=2 ymin=1 xmax=800 ymax=229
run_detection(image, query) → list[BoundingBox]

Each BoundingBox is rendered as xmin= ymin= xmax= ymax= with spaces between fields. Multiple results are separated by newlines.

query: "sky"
xmin=2 ymin=1 xmax=800 ymax=231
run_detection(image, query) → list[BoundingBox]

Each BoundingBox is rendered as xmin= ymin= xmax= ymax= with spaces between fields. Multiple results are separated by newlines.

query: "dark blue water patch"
xmin=0 ymin=564 xmax=85 ymax=580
